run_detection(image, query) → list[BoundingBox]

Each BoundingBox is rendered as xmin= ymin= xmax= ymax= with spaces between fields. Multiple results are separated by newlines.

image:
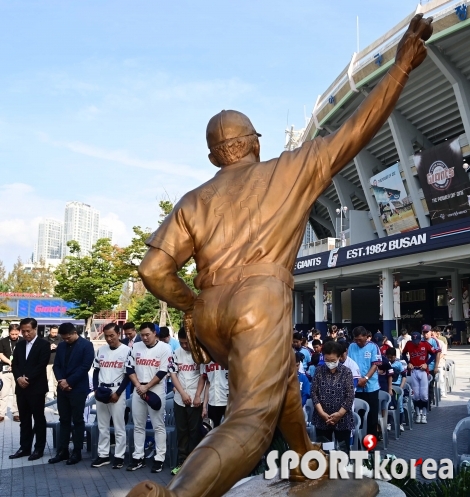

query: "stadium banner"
xmin=414 ymin=138 xmax=470 ymax=224
xmin=370 ymin=163 xmax=419 ymax=235
xmin=294 ymin=217 xmax=470 ymax=275
xmin=18 ymin=299 xmax=75 ymax=318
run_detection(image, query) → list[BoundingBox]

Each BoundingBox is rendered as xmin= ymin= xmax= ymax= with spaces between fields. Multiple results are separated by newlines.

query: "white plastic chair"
xmin=353 ymin=398 xmax=369 ymax=450
xmin=452 ymin=417 xmax=470 ymax=473
xmin=378 ymin=390 xmax=391 ymax=450
xmin=351 ymin=411 xmax=362 ymax=450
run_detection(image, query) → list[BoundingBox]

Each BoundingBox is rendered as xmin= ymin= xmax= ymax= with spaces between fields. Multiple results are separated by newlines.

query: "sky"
xmin=0 ymin=0 xmax=420 ymax=270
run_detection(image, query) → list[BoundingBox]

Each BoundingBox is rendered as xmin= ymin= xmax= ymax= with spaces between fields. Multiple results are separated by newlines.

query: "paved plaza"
xmin=1 ymin=347 xmax=469 ymax=496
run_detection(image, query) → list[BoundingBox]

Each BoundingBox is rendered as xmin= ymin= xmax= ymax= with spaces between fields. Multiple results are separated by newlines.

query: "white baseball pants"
xmin=96 ymin=390 xmax=127 ymax=458
xmin=393 ymin=301 xmax=400 ymax=318
xmin=0 ymin=372 xmax=18 ymax=417
xmin=132 ymin=392 xmax=166 ymax=462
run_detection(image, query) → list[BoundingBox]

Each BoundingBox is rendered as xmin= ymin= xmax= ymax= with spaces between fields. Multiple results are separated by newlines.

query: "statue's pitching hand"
xmin=395 ymin=14 xmax=433 ymax=73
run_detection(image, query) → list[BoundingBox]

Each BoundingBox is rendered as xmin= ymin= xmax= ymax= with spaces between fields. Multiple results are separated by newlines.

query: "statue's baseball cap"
xmin=206 ymin=110 xmax=261 ymax=149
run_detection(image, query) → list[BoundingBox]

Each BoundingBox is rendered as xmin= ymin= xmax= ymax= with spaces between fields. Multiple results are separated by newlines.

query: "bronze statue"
xmin=130 ymin=14 xmax=432 ymax=497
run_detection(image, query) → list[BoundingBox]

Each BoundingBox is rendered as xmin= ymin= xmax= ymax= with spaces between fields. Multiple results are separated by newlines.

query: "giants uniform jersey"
xmin=402 ymin=341 xmax=437 ymax=372
xmin=94 ymin=343 xmax=130 ymax=385
xmin=145 ymin=139 xmax=331 ymax=282
xmin=127 ymin=341 xmax=172 ymax=395
xmin=204 ymin=362 xmax=229 ymax=406
xmin=168 ymin=348 xmax=204 ymax=407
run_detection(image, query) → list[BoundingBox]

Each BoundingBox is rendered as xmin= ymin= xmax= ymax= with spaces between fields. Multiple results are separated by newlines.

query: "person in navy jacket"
xmin=49 ymin=323 xmax=94 ymax=465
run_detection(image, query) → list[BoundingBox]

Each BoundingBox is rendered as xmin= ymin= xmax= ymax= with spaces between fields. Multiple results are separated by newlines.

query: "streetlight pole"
xmin=336 ymin=206 xmax=348 ymax=247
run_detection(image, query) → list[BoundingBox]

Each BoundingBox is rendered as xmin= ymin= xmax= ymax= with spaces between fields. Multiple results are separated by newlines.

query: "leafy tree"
xmin=0 ymin=300 xmax=12 ymax=314
xmin=4 ymin=257 xmax=55 ymax=294
xmin=54 ymin=239 xmax=127 ymax=333
xmin=0 ymin=260 xmax=8 ymax=292
xmin=6 ymin=258 xmax=35 ymax=292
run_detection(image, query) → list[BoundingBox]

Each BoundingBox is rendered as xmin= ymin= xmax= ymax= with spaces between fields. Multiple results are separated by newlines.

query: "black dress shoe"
xmin=9 ymin=449 xmax=31 ymax=459
xmin=28 ymin=450 xmax=44 ymax=461
xmin=66 ymin=451 xmax=82 ymax=465
xmin=48 ymin=450 xmax=69 ymax=464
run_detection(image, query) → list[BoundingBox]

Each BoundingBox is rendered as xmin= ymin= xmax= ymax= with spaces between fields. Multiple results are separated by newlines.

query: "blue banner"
xmin=18 ymin=299 xmax=75 ymax=318
xmin=294 ymin=217 xmax=470 ymax=275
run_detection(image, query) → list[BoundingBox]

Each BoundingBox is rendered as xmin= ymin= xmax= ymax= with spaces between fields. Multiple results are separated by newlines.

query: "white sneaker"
xmin=421 ymin=415 xmax=427 ymax=424
xmin=387 ymin=423 xmax=391 ymax=431
xmin=416 ymin=414 xmax=422 ymax=424
xmin=400 ymin=424 xmax=405 ymax=432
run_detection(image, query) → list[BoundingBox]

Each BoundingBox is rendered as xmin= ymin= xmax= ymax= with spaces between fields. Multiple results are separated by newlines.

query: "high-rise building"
xmin=62 ymin=201 xmax=101 ymax=257
xmin=34 ymin=219 xmax=63 ymax=265
xmin=99 ymin=225 xmax=113 ymax=241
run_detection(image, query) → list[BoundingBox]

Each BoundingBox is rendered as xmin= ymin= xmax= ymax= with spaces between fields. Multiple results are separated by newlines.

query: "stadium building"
xmin=291 ymin=0 xmax=470 ymax=342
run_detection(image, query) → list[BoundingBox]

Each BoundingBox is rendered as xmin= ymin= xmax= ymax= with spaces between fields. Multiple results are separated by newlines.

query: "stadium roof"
xmin=299 ymin=0 xmax=470 ymax=239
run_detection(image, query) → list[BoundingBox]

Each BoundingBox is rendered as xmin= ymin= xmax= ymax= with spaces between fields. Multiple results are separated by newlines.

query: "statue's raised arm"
xmin=324 ymin=14 xmax=433 ymax=177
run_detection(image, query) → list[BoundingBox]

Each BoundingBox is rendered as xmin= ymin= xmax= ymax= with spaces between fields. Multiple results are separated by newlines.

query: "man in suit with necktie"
xmin=121 ymin=322 xmax=142 ymax=348
xmin=49 ymin=322 xmax=94 ymax=465
xmin=10 ymin=317 xmax=51 ymax=461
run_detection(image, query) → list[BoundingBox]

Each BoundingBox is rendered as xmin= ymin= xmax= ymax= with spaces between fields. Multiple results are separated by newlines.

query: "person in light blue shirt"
xmin=347 ymin=326 xmax=382 ymax=439
xmin=159 ymin=326 xmax=180 ymax=352
xmin=293 ymin=332 xmax=311 ymax=372
xmin=295 ymin=352 xmax=310 ymax=407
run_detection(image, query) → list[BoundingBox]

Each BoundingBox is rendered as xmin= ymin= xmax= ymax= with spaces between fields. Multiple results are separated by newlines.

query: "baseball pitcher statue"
xmin=130 ymin=14 xmax=432 ymax=497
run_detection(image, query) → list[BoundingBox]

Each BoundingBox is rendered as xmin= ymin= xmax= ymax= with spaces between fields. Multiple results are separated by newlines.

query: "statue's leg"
xmin=277 ymin=353 xmax=327 ymax=482
xmin=165 ymin=279 xmax=292 ymax=497
xmin=126 ymin=278 xmax=294 ymax=497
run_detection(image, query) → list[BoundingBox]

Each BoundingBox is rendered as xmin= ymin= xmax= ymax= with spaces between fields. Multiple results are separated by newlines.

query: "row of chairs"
xmin=305 ymin=360 xmax=456 ymax=452
xmin=45 ymin=392 xmax=179 ymax=467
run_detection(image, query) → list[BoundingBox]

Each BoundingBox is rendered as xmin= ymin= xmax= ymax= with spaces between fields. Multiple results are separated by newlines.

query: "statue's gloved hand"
xmin=184 ymin=311 xmax=212 ymax=364
xmin=395 ymin=14 xmax=433 ymax=73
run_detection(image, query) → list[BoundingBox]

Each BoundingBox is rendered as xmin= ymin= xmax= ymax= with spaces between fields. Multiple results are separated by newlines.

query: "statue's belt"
xmin=196 ymin=263 xmax=294 ymax=290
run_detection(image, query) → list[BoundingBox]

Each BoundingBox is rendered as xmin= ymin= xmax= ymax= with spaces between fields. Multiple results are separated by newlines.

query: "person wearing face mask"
xmin=310 ymin=340 xmax=355 ymax=455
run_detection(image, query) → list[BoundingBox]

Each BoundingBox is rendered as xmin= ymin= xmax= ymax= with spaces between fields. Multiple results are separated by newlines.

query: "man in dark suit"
xmin=49 ymin=322 xmax=94 ymax=465
xmin=10 ymin=317 xmax=51 ymax=460
xmin=121 ymin=322 xmax=142 ymax=348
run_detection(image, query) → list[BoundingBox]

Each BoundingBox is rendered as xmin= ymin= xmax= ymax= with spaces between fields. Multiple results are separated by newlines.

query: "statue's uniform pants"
xmin=168 ymin=275 xmax=312 ymax=497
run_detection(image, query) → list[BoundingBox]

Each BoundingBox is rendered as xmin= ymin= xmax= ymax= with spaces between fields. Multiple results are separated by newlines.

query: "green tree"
xmin=0 ymin=260 xmax=8 ymax=292
xmin=54 ymin=239 xmax=127 ymax=333
xmin=4 ymin=257 xmax=55 ymax=294
xmin=6 ymin=258 xmax=37 ymax=292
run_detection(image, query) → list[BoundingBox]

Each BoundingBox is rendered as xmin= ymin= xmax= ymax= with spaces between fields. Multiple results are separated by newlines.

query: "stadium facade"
xmin=292 ymin=0 xmax=470 ymax=342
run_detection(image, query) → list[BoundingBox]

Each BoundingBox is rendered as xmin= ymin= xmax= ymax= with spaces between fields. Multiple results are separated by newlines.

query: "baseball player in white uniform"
xmin=127 ymin=322 xmax=172 ymax=473
xmin=393 ymin=280 xmax=401 ymax=318
xmin=91 ymin=323 xmax=130 ymax=469
xmin=168 ymin=328 xmax=205 ymax=474
xmin=203 ymin=362 xmax=229 ymax=427
xmin=447 ymin=288 xmax=454 ymax=320
xmin=462 ymin=287 xmax=468 ymax=319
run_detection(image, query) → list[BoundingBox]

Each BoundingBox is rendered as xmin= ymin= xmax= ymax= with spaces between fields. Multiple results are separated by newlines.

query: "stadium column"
xmin=427 ymin=46 xmax=470 ymax=140
xmin=354 ymin=151 xmax=387 ymax=238
xmin=314 ymin=279 xmax=327 ymax=337
xmin=331 ymin=287 xmax=342 ymax=325
xmin=293 ymin=291 xmax=302 ymax=327
xmin=388 ymin=111 xmax=431 ymax=229
xmin=382 ymin=268 xmax=395 ymax=342
xmin=451 ymin=269 xmax=465 ymax=342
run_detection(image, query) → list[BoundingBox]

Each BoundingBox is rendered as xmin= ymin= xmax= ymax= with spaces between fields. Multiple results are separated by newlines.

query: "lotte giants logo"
xmin=426 ymin=160 xmax=454 ymax=191
xmin=327 ymin=248 xmax=339 ymax=268
xmin=136 ymin=358 xmax=161 ymax=367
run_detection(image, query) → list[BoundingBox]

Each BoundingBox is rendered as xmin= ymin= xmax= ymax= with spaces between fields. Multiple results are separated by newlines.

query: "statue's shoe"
xmin=126 ymin=481 xmax=176 ymax=497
